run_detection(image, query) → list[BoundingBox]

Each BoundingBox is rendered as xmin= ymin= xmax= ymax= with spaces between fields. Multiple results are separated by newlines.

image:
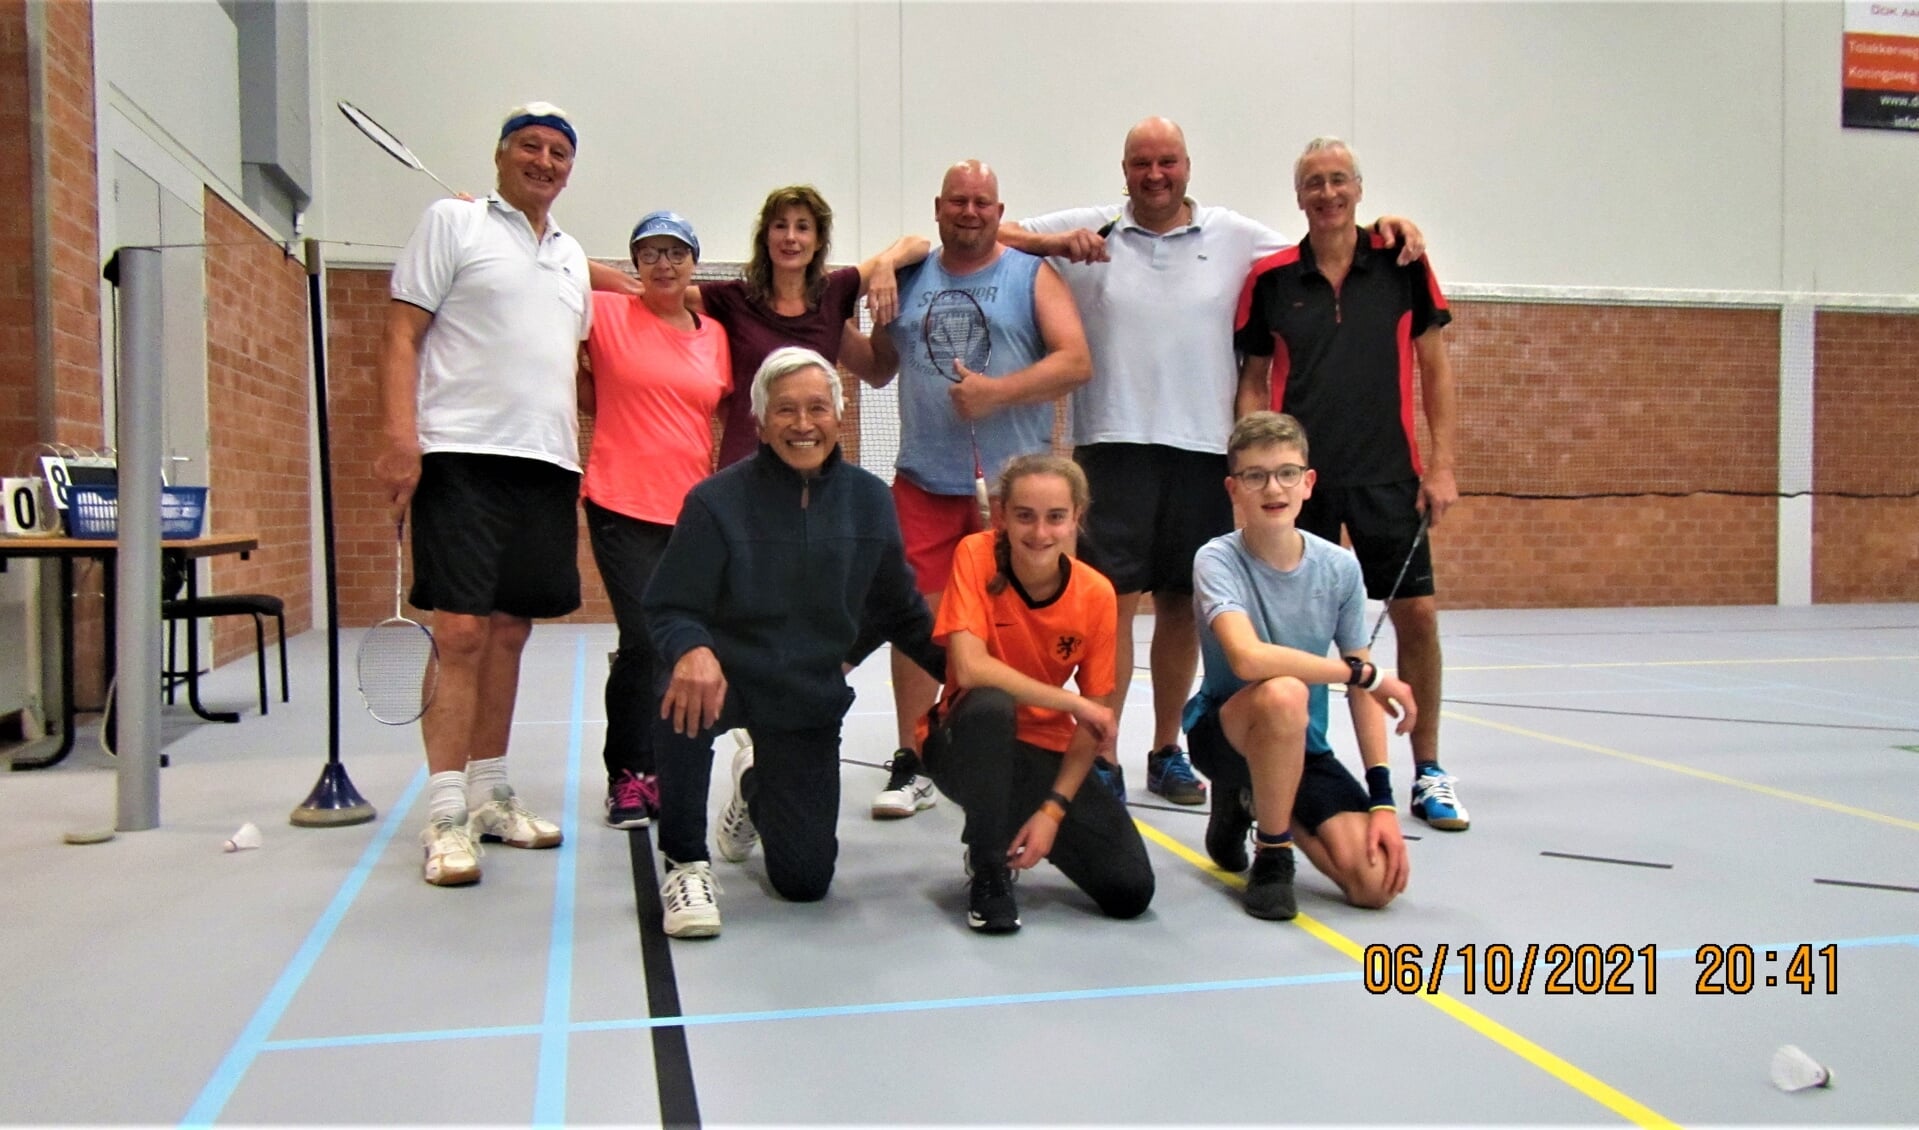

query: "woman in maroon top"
xmin=591 ymin=184 xmax=927 ymax=465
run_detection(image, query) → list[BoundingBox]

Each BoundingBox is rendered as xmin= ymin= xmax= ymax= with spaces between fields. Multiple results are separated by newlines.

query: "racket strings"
xmin=924 ymin=292 xmax=992 ymax=377
xmin=358 ymin=618 xmax=438 ymax=724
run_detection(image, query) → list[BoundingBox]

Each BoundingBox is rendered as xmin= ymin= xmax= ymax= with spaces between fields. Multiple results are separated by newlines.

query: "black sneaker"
xmin=1090 ymin=759 xmax=1127 ymax=804
xmin=967 ymin=863 xmax=1021 ymax=934
xmin=1205 ymin=786 xmax=1254 ymax=872
xmin=1244 ymin=847 xmax=1298 ymax=921
xmin=1146 ymin=745 xmax=1208 ymax=805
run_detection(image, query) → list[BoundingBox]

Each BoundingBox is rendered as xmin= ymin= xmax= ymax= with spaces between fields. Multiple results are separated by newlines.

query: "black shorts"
xmin=1295 ymin=479 xmax=1435 ymax=600
xmin=409 ymin=452 xmax=581 ymax=619
xmin=1186 ymin=705 xmax=1368 ymax=834
xmin=1075 ymin=443 xmax=1232 ymax=595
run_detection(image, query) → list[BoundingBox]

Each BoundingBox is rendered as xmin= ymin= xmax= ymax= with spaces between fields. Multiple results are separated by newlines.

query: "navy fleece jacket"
xmin=644 ymin=444 xmax=944 ymax=731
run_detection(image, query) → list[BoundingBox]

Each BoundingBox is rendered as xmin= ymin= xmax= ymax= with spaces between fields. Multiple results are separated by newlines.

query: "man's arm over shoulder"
xmin=1000 ymin=206 xmax=1116 ymax=264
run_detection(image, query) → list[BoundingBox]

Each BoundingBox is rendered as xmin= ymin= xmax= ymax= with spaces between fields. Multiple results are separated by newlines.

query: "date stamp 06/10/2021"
xmin=1360 ymin=943 xmax=1840 ymax=997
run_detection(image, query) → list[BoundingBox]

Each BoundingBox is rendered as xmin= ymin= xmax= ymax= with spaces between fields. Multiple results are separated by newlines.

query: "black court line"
xmin=627 ymin=829 xmax=702 ymax=1129
xmin=1449 ymin=699 xmax=1919 ymax=734
xmin=1814 ymin=877 xmax=1919 ymax=895
xmin=1539 ymin=851 xmax=1673 ymax=870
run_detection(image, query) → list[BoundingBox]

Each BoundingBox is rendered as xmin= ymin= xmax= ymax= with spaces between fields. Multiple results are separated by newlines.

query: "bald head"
xmin=940 ymin=159 xmax=1000 ymax=201
xmin=1121 ymin=117 xmax=1192 ymax=230
xmin=935 ymin=158 xmax=1004 ymax=265
xmin=1123 ymin=116 xmax=1187 ymax=157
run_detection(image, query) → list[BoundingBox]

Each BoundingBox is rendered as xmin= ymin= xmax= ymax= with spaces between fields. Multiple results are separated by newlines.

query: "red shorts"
xmin=892 ymin=475 xmax=984 ymax=595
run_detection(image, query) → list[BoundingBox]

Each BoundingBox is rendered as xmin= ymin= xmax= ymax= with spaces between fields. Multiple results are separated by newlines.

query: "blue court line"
xmin=181 ymin=764 xmax=429 ymax=1126
xmin=252 ymin=931 xmax=1919 ymax=1056
xmin=259 ymin=969 xmax=1365 ymax=1052
xmin=532 ymin=638 xmax=587 ymax=1127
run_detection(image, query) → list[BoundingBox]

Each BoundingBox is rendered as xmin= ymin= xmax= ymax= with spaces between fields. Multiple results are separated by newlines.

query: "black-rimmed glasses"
xmin=1231 ymin=464 xmax=1307 ymax=490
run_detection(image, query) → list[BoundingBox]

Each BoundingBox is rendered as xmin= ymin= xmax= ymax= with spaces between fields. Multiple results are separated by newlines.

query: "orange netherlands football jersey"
xmin=925 ymin=530 xmax=1117 ymax=753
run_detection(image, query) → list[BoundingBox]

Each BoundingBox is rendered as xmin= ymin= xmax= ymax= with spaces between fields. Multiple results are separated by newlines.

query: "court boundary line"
xmin=247 ymin=931 xmax=1919 ymax=1054
xmin=533 ymin=638 xmax=587 ymax=1124
xmin=1132 ymin=822 xmax=1679 ymax=1129
xmin=180 ymin=764 xmax=429 ymax=1126
xmin=1445 ymin=710 xmax=1919 ymax=832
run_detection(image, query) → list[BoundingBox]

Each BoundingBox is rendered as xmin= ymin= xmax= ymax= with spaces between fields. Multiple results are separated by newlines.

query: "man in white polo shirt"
xmin=998 ymin=117 xmax=1423 ymax=809
xmin=376 ymin=102 xmax=592 ymax=887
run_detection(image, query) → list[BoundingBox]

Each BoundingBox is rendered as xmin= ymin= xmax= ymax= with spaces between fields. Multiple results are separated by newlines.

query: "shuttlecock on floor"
xmin=1769 ymin=1044 xmax=1833 ymax=1092
xmin=223 ymin=822 xmax=263 ymax=853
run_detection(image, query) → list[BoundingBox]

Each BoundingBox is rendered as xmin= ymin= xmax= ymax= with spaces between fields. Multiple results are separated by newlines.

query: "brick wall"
xmin=315 ymin=278 xmax=1917 ymax=617
xmin=0 ymin=0 xmax=36 ymax=458
xmin=1813 ymin=311 xmax=1919 ymax=603
xmin=201 ymin=194 xmax=313 ymax=655
xmin=41 ymin=0 xmax=101 ymax=452
xmin=1433 ymin=300 xmax=1784 ymax=608
xmin=37 ymin=0 xmax=107 ymax=706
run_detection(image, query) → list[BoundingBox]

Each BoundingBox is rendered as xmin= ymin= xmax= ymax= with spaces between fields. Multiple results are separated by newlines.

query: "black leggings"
xmin=921 ymin=688 xmax=1154 ymax=919
xmin=653 ymin=700 xmax=843 ymax=903
xmin=584 ymin=500 xmax=671 ymax=782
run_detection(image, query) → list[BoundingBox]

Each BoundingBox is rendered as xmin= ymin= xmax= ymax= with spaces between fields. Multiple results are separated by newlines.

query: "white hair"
xmin=750 ymin=346 xmax=843 ymax=426
xmin=1294 ymin=136 xmax=1362 ymax=188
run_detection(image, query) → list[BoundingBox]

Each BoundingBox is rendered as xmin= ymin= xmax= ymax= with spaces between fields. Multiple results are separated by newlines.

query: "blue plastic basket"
xmin=67 ymin=485 xmax=209 ymax=540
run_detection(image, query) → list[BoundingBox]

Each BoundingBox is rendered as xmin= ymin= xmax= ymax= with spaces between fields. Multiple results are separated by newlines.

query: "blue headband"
xmin=499 ymin=113 xmax=578 ymax=153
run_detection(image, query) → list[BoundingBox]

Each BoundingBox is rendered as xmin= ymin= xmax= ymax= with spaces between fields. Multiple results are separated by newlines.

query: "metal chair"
xmin=160 ymin=552 xmax=287 ymax=715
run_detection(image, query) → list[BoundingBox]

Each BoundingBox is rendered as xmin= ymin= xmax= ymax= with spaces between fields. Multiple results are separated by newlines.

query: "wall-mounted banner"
xmin=1844 ymin=1 xmax=1919 ymax=131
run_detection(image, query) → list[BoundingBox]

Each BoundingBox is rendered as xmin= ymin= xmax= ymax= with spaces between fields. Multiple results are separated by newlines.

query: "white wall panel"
xmin=311 ymin=2 xmax=863 ymax=265
xmin=95 ymin=0 xmax=243 ymax=193
xmin=1354 ymin=2 xmax=1785 ymax=289
xmin=894 ymin=2 xmax=1355 ymax=237
xmin=303 ymin=1 xmax=1919 ymax=295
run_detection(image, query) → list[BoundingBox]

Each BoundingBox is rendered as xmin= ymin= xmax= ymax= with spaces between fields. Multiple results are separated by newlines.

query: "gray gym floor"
xmin=4 ymin=604 xmax=1916 ymax=1126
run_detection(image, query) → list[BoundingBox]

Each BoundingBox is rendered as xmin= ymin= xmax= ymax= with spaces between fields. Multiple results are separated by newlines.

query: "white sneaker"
xmin=468 ymin=785 xmax=563 ymax=849
xmin=660 ymin=859 xmax=722 ymax=938
xmin=716 ymin=736 xmax=759 ymax=863
xmin=420 ymin=816 xmax=482 ymax=886
xmin=872 ymin=748 xmax=937 ymax=819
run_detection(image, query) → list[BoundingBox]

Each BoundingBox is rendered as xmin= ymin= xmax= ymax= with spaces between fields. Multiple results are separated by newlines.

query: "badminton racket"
xmin=923 ymin=288 xmax=993 ymax=525
xmin=357 ymin=519 xmax=439 ymax=725
xmin=338 ymin=101 xmax=461 ymax=198
xmin=1366 ymin=510 xmax=1432 ymax=648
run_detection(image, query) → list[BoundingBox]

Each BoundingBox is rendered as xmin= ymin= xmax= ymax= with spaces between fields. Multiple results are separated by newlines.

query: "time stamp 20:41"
xmin=1361 ymin=943 xmax=1839 ymax=996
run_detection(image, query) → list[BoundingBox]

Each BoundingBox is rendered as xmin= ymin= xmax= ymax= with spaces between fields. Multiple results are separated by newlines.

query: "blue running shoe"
xmin=1146 ymin=745 xmax=1207 ymax=805
xmin=1091 ymin=759 xmax=1127 ymax=804
xmin=1410 ymin=764 xmax=1470 ymax=831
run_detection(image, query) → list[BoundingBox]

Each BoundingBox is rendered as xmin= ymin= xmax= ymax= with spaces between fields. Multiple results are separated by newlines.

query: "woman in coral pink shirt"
xmin=580 ymin=210 xmax=730 ymax=830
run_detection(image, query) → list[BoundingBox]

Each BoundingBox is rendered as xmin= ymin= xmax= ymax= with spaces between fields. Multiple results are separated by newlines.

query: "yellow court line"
xmin=1452 ymin=654 xmax=1919 ymax=673
xmin=1132 ymin=822 xmax=1679 ymax=1129
xmin=1444 ymin=710 xmax=1919 ymax=832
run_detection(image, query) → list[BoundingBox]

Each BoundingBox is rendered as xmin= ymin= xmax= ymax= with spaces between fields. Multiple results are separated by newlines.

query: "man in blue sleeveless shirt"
xmin=865 ymin=159 xmax=1091 ymax=821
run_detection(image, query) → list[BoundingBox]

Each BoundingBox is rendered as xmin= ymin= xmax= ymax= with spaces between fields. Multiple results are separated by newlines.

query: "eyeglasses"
xmin=1230 ymin=464 xmax=1307 ymax=490
xmin=634 ymin=245 xmax=692 ymax=265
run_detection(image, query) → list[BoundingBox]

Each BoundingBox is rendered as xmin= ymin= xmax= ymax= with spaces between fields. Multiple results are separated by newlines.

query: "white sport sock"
xmin=466 ymin=756 xmax=511 ymax=809
xmin=427 ymin=771 xmax=467 ymax=826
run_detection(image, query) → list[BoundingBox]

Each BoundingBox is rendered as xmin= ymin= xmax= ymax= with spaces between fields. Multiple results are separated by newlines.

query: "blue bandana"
xmin=499 ymin=113 xmax=577 ymax=153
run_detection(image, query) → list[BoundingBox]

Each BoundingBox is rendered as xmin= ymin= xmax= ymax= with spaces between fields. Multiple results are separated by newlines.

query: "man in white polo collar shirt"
xmin=377 ymin=102 xmax=592 ymax=887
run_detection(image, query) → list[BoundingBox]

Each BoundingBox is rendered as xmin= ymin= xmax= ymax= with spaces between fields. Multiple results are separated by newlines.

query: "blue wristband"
xmin=1365 ymin=765 xmax=1394 ymax=810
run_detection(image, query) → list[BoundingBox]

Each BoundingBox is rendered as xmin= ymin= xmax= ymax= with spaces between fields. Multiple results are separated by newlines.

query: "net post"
xmin=291 ymin=237 xmax=375 ymax=827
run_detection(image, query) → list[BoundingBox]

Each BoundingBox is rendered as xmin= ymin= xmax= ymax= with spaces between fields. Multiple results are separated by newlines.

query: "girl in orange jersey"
xmin=919 ymin=455 xmax=1155 ymax=933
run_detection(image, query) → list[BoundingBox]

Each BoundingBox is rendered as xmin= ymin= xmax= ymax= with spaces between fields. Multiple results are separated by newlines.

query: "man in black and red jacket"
xmin=1232 ymin=136 xmax=1468 ymax=835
